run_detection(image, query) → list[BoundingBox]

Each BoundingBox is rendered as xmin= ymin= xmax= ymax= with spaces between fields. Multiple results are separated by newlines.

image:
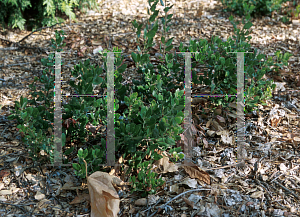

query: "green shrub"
xmin=178 ymin=14 xmax=292 ymax=113
xmin=281 ymin=1 xmax=300 ymax=23
xmin=72 ymin=0 xmax=185 ymax=196
xmin=8 ymin=30 xmax=66 ymax=161
xmin=220 ymin=0 xmax=290 ymax=17
xmin=0 ymin=0 xmax=99 ymax=31
xmin=8 ymin=0 xmax=292 ymax=197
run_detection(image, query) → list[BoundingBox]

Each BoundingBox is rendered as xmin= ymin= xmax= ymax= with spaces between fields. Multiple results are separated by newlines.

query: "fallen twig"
xmin=0 ymin=201 xmax=33 ymax=213
xmin=203 ymin=161 xmax=245 ymax=171
xmin=273 ymin=180 xmax=300 ymax=200
xmin=0 ymin=62 xmax=31 ymax=68
xmin=18 ymin=22 xmax=64 ymax=44
xmin=148 ymin=188 xmax=211 ymax=217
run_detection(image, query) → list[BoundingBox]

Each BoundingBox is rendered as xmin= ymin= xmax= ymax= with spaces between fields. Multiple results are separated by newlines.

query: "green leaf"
xmin=146 ymin=29 xmax=156 ymax=39
xmin=167 ymin=14 xmax=173 ymax=20
xmin=72 ymin=163 xmax=81 ymax=170
xmin=93 ymin=76 xmax=103 ymax=85
xmin=150 ymin=1 xmax=158 ymax=12
xmin=20 ymin=111 xmax=28 ymax=120
xmin=148 ymin=117 xmax=156 ymax=126
xmin=8 ymin=114 xmax=17 ymax=120
xmin=174 ymin=116 xmax=183 ymax=124
xmin=159 ymin=120 xmax=166 ymax=132
xmin=65 ymin=147 xmax=74 ymax=155
xmin=283 ymin=52 xmax=292 ymax=61
xmin=157 ymin=141 xmax=168 ymax=147
xmin=166 ymin=137 xmax=175 ymax=145
xmin=178 ymin=153 xmax=184 ymax=159
xmin=83 ymin=149 xmax=88 ymax=158
xmin=148 ymin=39 xmax=156 ymax=52
xmin=131 ymin=52 xmax=138 ymax=63
xmin=141 ymin=54 xmax=150 ymax=63
xmin=165 ymin=37 xmax=174 ymax=47
xmin=136 ymin=54 xmax=141 ymax=62
xmin=62 ymin=133 xmax=66 ymax=146
xmin=132 ymin=20 xmax=138 ymax=28
xmin=164 ymin=5 xmax=174 ymax=13
xmin=220 ymin=57 xmax=225 ymax=65
xmin=149 ymin=10 xmax=159 ymax=22
xmin=26 ymin=107 xmax=33 ymax=115
xmin=140 ymin=107 xmax=147 ymax=119
xmin=137 ymin=46 xmax=141 ymax=53
xmin=20 ymin=96 xmax=28 ymax=109
xmin=117 ymin=64 xmax=127 ymax=73
xmin=243 ymin=21 xmax=253 ymax=30
xmin=153 ymin=152 xmax=163 ymax=161
xmin=78 ymin=148 xmax=83 ymax=158
xmin=176 ymin=111 xmax=184 ymax=117
xmin=165 ymin=45 xmax=173 ymax=52
xmin=152 ymin=127 xmax=159 ymax=138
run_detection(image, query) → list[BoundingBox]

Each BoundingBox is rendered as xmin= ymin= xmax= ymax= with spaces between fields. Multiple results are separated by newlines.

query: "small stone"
xmin=35 ymin=191 xmax=45 ymax=200
xmin=135 ymin=198 xmax=147 ymax=206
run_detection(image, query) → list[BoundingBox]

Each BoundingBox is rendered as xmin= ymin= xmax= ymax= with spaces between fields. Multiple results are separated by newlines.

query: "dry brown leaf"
xmin=207 ymin=130 xmax=215 ymax=137
xmin=206 ymin=119 xmax=212 ymax=128
xmin=196 ymin=137 xmax=201 ymax=145
xmin=212 ymin=120 xmax=223 ymax=131
xmin=129 ymin=207 xmax=135 ymax=214
xmin=154 ymin=154 xmax=178 ymax=173
xmin=272 ymin=75 xmax=284 ymax=82
xmin=250 ymin=191 xmax=264 ymax=199
xmin=214 ymin=108 xmax=222 ymax=115
xmin=69 ymin=193 xmax=90 ymax=204
xmin=0 ymin=170 xmax=10 ymax=181
xmin=181 ymin=178 xmax=198 ymax=188
xmin=183 ymin=166 xmax=210 ymax=185
xmin=270 ymin=117 xmax=282 ymax=127
xmin=183 ymin=197 xmax=194 ymax=208
xmin=87 ymin=171 xmax=120 ymax=217
xmin=61 ymin=181 xmax=82 ymax=191
xmin=216 ymin=115 xmax=225 ymax=124
xmin=203 ymin=138 xmax=208 ymax=148
xmin=170 ymin=183 xmax=180 ymax=193
xmin=217 ymin=130 xmax=234 ymax=145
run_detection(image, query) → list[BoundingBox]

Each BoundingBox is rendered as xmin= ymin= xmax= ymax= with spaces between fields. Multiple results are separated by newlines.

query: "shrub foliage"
xmin=219 ymin=0 xmax=290 ymax=17
xmin=8 ymin=0 xmax=291 ymax=196
xmin=0 ymin=0 xmax=98 ymax=30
